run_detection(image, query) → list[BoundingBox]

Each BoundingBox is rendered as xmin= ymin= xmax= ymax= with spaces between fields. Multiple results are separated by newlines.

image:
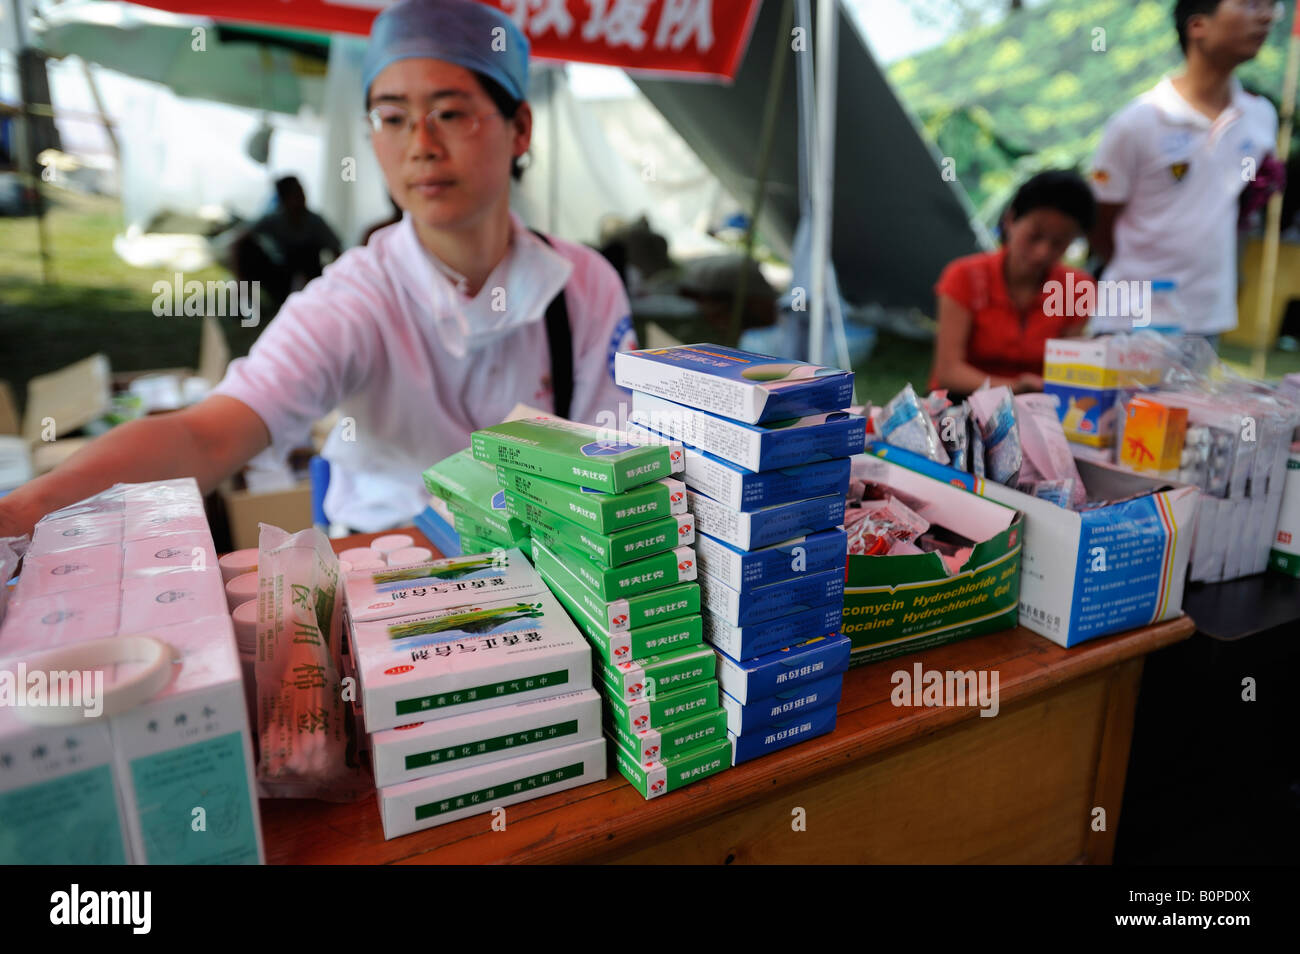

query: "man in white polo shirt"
xmin=0 ymin=0 xmax=636 ymax=537
xmin=1088 ymin=0 xmax=1279 ymax=337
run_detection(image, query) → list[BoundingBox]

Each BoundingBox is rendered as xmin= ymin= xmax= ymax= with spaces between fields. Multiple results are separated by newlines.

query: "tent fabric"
xmin=888 ymin=0 xmax=1299 ymax=225
xmin=633 ymin=0 xmax=982 ymax=313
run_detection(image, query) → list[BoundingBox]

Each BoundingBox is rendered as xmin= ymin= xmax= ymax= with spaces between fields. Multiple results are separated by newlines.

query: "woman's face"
xmin=1002 ymin=207 xmax=1080 ymax=283
xmin=368 ymin=58 xmax=531 ymax=232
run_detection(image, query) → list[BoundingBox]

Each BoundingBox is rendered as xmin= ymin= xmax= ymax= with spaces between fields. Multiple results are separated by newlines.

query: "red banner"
xmin=130 ymin=0 xmax=763 ymax=80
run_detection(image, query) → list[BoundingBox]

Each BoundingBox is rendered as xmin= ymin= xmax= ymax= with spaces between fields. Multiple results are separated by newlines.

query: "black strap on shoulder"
xmin=530 ymin=228 xmax=573 ymax=421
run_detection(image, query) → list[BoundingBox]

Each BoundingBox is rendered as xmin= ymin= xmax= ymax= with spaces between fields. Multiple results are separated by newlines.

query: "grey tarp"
xmin=633 ymin=0 xmax=982 ymax=313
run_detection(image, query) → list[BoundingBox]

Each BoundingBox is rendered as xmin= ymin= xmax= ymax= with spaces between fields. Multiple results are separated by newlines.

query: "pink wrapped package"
xmin=119 ymin=572 xmax=227 ymax=633
xmin=1014 ymin=393 xmax=1086 ymax=509
xmin=0 ymin=582 xmax=123 ymax=654
xmin=123 ymin=532 xmax=218 ymax=579
xmin=17 ymin=544 xmax=124 ymax=597
xmin=29 ymin=512 xmax=124 ymax=556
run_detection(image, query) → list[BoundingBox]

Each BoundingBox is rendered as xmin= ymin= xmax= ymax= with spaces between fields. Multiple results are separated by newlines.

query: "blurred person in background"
xmin=236 ymin=175 xmax=343 ymax=311
xmin=1088 ymin=0 xmax=1280 ymax=341
xmin=929 ymin=170 xmax=1097 ymax=398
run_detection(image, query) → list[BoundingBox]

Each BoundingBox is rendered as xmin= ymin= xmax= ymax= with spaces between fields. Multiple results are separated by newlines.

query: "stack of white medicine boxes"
xmin=343 ymin=547 xmax=604 ymax=839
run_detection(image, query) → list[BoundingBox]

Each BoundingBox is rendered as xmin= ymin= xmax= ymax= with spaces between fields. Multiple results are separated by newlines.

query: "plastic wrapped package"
xmin=255 ymin=524 xmax=369 ymax=802
xmin=1015 ymin=393 xmax=1086 ymax=509
xmin=938 ymin=404 xmax=970 ymax=472
xmin=844 ymin=495 xmax=930 ymax=556
xmin=968 ymin=386 xmax=1022 ymax=485
xmin=880 ymin=383 xmax=951 ymax=465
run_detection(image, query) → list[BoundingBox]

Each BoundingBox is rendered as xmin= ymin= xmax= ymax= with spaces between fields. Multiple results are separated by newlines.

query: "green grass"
xmin=0 ymin=187 xmax=262 ymax=418
xmin=853 ymin=332 xmax=933 ymax=407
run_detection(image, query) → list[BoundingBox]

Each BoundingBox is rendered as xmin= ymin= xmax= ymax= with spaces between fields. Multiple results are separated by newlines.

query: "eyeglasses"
xmin=1228 ymin=0 xmax=1279 ymax=14
xmin=366 ymin=101 xmax=500 ymax=143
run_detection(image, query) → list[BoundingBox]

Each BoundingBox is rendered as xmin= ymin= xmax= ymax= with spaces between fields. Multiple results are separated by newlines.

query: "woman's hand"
xmin=1012 ymin=372 xmax=1044 ymax=394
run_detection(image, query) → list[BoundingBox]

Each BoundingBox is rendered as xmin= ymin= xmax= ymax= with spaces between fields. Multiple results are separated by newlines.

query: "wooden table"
xmin=260 ymin=529 xmax=1193 ymax=864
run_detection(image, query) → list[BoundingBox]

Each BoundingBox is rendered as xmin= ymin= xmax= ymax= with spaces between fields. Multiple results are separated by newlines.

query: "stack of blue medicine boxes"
xmin=616 ymin=344 xmax=862 ymax=764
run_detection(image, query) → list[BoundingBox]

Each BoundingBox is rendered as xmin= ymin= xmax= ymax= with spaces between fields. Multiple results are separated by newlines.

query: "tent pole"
xmin=809 ymin=0 xmax=839 ymax=366
xmin=1250 ymin=19 xmax=1298 ymax=378
xmin=729 ymin=0 xmax=794 ymax=344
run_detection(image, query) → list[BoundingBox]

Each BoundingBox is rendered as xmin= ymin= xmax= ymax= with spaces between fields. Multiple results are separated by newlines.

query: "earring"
xmin=517 ymin=152 xmax=532 ymax=170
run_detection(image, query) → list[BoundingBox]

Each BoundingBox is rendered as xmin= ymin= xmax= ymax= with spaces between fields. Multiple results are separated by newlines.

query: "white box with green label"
xmin=110 ymin=617 xmax=264 ymax=865
xmin=348 ymin=589 xmax=593 ymax=732
xmin=370 ymin=688 xmax=602 ymax=787
xmin=379 ymin=736 xmax=606 ymax=839
xmin=0 ymin=701 xmax=132 ymax=864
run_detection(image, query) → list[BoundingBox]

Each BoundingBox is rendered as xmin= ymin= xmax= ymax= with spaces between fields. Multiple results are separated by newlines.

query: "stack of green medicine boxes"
xmin=423 ymin=448 xmax=531 ymax=559
xmin=471 ymin=416 xmax=733 ymax=798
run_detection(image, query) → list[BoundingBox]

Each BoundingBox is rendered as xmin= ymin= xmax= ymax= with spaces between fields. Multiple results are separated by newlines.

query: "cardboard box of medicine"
xmin=344 ymin=547 xmax=544 ymax=623
xmin=471 ymin=417 xmax=683 ymax=492
xmin=715 ymin=633 xmax=851 ymax=704
xmin=604 ymin=678 xmax=719 ymax=734
xmin=610 ymin=734 xmax=731 ymax=800
xmin=1269 ymin=446 xmax=1300 ymax=577
xmin=729 ymin=703 xmax=838 ymax=765
xmin=542 ymin=540 xmax=697 ymax=601
xmin=695 ymin=528 xmax=847 ymax=591
xmin=605 ymin=705 xmax=727 ymax=764
xmin=496 ymin=467 xmax=687 ymax=533
xmin=451 ymin=506 xmax=529 ymax=550
xmin=422 ymin=447 xmax=502 ymax=510
xmin=379 ymin=737 xmax=606 ymax=839
xmin=504 ymin=491 xmax=694 ymax=566
xmin=219 ymin=479 xmax=313 ymax=552
xmin=458 ymin=532 xmax=532 ymax=562
xmin=597 ymin=644 xmax=716 ymax=704
xmin=703 ymin=603 xmax=844 ymax=662
xmin=533 ymin=538 xmax=699 ymax=632
xmin=699 ymin=566 xmax=844 ymax=627
xmin=547 ymin=574 xmax=703 ymax=665
xmin=110 ymin=618 xmax=264 ymax=864
xmin=369 ymin=688 xmax=602 ymax=788
xmin=630 ymin=393 xmax=866 ymax=472
xmin=1119 ymin=397 xmax=1188 ymax=473
xmin=722 ymin=672 xmax=843 ymax=736
xmin=868 ymin=443 xmax=1195 ymax=649
xmin=0 ymin=700 xmax=131 ymax=864
xmin=843 ymin=450 xmax=1023 ymax=665
xmin=687 ymin=489 xmax=845 ymax=551
xmin=1043 ymin=337 xmax=1161 ymax=448
xmin=348 ymin=589 xmax=592 ymax=732
xmin=627 ymin=425 xmax=850 ymax=511
xmin=614 ymin=344 xmax=855 ymax=424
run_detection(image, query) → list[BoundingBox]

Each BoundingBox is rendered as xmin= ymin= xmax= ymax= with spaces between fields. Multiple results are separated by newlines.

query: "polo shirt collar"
xmin=1150 ymin=74 xmax=1246 ymax=130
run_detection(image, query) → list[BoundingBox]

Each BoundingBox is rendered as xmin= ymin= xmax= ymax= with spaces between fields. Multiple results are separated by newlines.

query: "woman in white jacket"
xmin=1 ymin=0 xmax=636 ymax=536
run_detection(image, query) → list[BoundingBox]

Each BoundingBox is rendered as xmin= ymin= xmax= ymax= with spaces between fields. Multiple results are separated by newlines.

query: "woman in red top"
xmin=930 ymin=170 xmax=1097 ymax=396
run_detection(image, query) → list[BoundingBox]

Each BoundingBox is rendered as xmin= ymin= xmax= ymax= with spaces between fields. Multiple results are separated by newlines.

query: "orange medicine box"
xmin=1119 ymin=397 xmax=1188 ymax=473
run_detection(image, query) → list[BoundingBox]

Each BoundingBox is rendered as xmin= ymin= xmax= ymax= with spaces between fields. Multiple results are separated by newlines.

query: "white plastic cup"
xmin=219 ymin=548 xmax=259 ymax=584
xmin=225 ymin=571 xmax=259 ymax=613
xmin=387 ymin=546 xmax=433 ymax=567
xmin=232 ymin=599 xmax=258 ymax=736
xmin=370 ymin=533 xmax=414 ymax=556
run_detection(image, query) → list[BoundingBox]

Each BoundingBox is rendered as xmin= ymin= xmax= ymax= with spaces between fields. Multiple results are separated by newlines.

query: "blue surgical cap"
xmin=362 ymin=0 xmax=530 ymax=103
